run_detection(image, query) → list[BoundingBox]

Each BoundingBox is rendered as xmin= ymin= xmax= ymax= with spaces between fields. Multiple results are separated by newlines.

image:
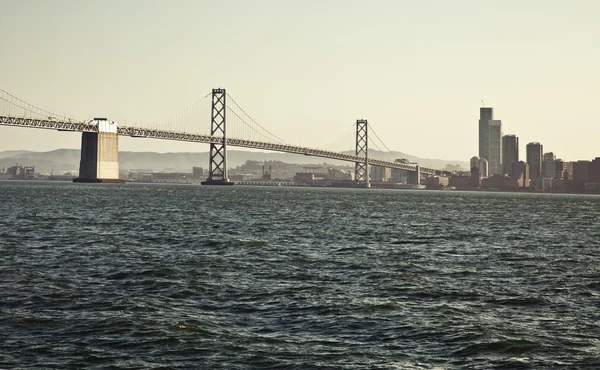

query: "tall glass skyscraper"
xmin=479 ymin=107 xmax=503 ymax=175
xmin=478 ymin=108 xmax=493 ymax=160
xmin=527 ymin=142 xmax=544 ymax=180
xmin=487 ymin=120 xmax=503 ymax=175
xmin=502 ymin=134 xmax=519 ymax=176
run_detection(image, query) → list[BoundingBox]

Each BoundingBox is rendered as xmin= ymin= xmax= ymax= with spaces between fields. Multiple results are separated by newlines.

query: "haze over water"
xmin=1 ymin=182 xmax=599 ymax=369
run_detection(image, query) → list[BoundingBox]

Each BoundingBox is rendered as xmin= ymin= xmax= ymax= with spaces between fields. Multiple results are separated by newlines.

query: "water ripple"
xmin=1 ymin=182 xmax=599 ymax=368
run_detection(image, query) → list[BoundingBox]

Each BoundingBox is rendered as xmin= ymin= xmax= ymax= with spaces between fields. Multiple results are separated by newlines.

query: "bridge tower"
xmin=355 ymin=119 xmax=370 ymax=188
xmin=74 ymin=118 xmax=123 ymax=183
xmin=202 ymin=88 xmax=234 ymax=185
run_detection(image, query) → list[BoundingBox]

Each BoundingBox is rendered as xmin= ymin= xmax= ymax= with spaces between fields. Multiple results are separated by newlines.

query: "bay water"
xmin=1 ymin=182 xmax=599 ymax=369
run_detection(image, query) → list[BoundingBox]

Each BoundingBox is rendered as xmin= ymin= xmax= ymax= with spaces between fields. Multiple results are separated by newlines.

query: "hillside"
xmin=0 ymin=149 xmax=468 ymax=174
xmin=0 ymin=150 xmax=32 ymax=159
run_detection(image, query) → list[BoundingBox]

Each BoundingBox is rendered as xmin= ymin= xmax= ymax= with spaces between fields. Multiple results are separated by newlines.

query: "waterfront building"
xmin=6 ymin=164 xmax=35 ymax=180
xmin=470 ymin=156 xmax=488 ymax=177
xmin=192 ymin=166 xmax=204 ymax=178
xmin=449 ymin=174 xmax=471 ymax=188
xmin=390 ymin=169 xmax=408 ymax=183
xmin=478 ymin=107 xmax=502 ymax=175
xmin=479 ymin=158 xmax=489 ymax=177
xmin=482 ymin=174 xmax=519 ymax=190
xmin=371 ymin=166 xmax=391 ymax=182
xmin=572 ymin=161 xmax=590 ymax=183
xmin=470 ymin=167 xmax=481 ymax=187
xmin=565 ymin=161 xmax=574 ymax=180
xmin=502 ymin=135 xmax=519 ymax=176
xmin=470 ymin=156 xmax=480 ymax=171
xmin=555 ymin=160 xmax=568 ymax=180
xmin=478 ymin=107 xmax=493 ymax=160
xmin=424 ymin=176 xmax=449 ymax=189
xmin=526 ymin=142 xmax=543 ymax=181
xmin=590 ymin=157 xmax=600 ymax=183
xmin=391 ymin=159 xmax=409 ymax=183
xmin=542 ymin=152 xmax=557 ymax=179
xmin=293 ymin=172 xmax=316 ymax=184
xmin=487 ymin=120 xmax=503 ymax=175
xmin=542 ymin=162 xmax=555 ymax=179
xmin=512 ymin=161 xmax=530 ymax=188
xmin=328 ymin=168 xmax=353 ymax=181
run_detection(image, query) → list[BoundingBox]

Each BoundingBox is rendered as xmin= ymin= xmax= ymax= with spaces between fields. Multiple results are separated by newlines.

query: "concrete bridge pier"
xmin=74 ymin=118 xmax=123 ymax=183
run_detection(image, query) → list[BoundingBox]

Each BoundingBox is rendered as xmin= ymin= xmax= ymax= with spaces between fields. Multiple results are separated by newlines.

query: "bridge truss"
xmin=0 ymin=114 xmax=450 ymax=176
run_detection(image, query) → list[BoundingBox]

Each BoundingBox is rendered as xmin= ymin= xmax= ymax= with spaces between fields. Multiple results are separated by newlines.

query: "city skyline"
xmin=1 ymin=0 xmax=599 ymax=162
xmin=472 ymin=102 xmax=600 ymax=192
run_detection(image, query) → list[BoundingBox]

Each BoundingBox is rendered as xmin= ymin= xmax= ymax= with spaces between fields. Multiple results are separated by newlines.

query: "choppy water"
xmin=1 ymin=181 xmax=599 ymax=369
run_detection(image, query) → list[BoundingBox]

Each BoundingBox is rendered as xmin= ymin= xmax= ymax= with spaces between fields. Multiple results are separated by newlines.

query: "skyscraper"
xmin=554 ymin=160 xmax=568 ymax=180
xmin=502 ymin=134 xmax=519 ymax=176
xmin=572 ymin=161 xmax=590 ymax=183
xmin=590 ymin=157 xmax=600 ymax=183
xmin=526 ymin=142 xmax=543 ymax=180
xmin=470 ymin=156 xmax=488 ymax=177
xmin=512 ymin=161 xmax=530 ymax=188
xmin=479 ymin=158 xmax=488 ymax=177
xmin=470 ymin=156 xmax=480 ymax=171
xmin=478 ymin=108 xmax=493 ymax=160
xmin=542 ymin=152 xmax=557 ymax=178
xmin=488 ymin=120 xmax=503 ymax=175
xmin=478 ymin=107 xmax=502 ymax=175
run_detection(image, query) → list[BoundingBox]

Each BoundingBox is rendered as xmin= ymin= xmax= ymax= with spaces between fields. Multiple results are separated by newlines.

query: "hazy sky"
xmin=0 ymin=0 xmax=598 ymax=162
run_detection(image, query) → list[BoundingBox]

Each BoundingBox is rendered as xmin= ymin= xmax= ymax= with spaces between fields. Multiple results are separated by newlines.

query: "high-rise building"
xmin=488 ymin=120 xmax=503 ymax=175
xmin=565 ymin=162 xmax=574 ymax=180
xmin=590 ymin=157 xmax=600 ymax=183
xmin=470 ymin=156 xmax=480 ymax=171
xmin=572 ymin=161 xmax=590 ymax=183
xmin=526 ymin=142 xmax=543 ymax=180
xmin=479 ymin=107 xmax=493 ymax=160
xmin=371 ymin=166 xmax=391 ymax=182
xmin=470 ymin=167 xmax=481 ymax=187
xmin=555 ymin=160 xmax=568 ymax=180
xmin=502 ymin=134 xmax=519 ymax=176
xmin=470 ymin=156 xmax=488 ymax=177
xmin=478 ymin=107 xmax=502 ymax=175
xmin=479 ymin=158 xmax=489 ymax=177
xmin=542 ymin=152 xmax=557 ymax=179
xmin=512 ymin=161 xmax=529 ymax=188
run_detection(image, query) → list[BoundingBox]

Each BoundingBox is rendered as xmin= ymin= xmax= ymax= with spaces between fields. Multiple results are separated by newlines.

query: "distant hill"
xmin=0 ymin=149 xmax=468 ymax=174
xmin=0 ymin=149 xmax=80 ymax=174
xmin=341 ymin=150 xmax=467 ymax=171
xmin=0 ymin=150 xmax=32 ymax=159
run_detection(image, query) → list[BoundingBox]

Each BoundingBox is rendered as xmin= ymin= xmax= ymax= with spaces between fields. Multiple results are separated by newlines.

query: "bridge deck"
xmin=0 ymin=115 xmax=449 ymax=176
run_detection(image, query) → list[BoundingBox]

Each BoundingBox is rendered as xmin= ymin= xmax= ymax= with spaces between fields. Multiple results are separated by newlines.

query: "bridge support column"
xmin=202 ymin=88 xmax=234 ymax=186
xmin=408 ymin=165 xmax=421 ymax=185
xmin=355 ymin=119 xmax=370 ymax=188
xmin=74 ymin=119 xmax=123 ymax=183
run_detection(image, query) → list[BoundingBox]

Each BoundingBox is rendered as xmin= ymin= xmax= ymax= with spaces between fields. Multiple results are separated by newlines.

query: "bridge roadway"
xmin=0 ymin=115 xmax=451 ymax=176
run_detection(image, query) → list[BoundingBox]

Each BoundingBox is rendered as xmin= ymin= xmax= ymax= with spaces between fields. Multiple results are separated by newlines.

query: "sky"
xmin=0 ymin=0 xmax=599 ymax=162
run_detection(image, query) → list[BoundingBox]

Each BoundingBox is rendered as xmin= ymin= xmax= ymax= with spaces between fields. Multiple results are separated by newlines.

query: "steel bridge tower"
xmin=202 ymin=88 xmax=234 ymax=185
xmin=355 ymin=119 xmax=370 ymax=188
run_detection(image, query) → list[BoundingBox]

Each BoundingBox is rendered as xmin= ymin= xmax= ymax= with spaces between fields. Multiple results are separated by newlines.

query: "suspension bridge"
xmin=0 ymin=88 xmax=451 ymax=186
